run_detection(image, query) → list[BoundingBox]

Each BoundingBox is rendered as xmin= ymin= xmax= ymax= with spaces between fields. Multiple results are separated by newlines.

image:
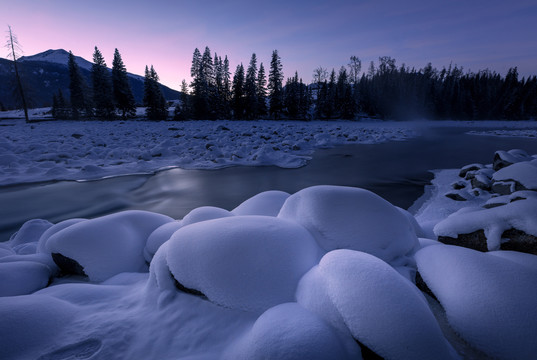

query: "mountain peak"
xmin=19 ymin=49 xmax=93 ymax=71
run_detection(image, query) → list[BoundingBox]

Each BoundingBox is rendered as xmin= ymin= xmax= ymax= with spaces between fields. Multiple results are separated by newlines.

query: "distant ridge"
xmin=0 ymin=49 xmax=180 ymax=110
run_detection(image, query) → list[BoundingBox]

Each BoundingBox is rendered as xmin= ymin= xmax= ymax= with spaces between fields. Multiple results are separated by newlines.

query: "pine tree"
xmin=257 ymin=62 xmax=268 ymax=118
xmin=143 ymin=65 xmax=167 ymax=120
xmin=68 ymin=51 xmax=89 ymax=119
xmin=232 ymin=63 xmax=245 ymax=119
xmin=112 ymin=48 xmax=136 ymax=119
xmin=222 ymin=56 xmax=232 ymax=118
xmin=244 ymin=53 xmax=258 ymax=119
xmin=92 ymin=46 xmax=115 ymax=119
xmin=190 ymin=46 xmax=215 ymax=119
xmin=268 ymin=50 xmax=284 ymax=119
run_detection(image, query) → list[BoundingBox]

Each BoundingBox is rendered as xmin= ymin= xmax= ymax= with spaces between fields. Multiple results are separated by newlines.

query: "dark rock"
xmin=500 ymin=229 xmax=537 ymax=255
xmin=491 ymin=181 xmax=517 ymax=195
xmin=355 ymin=339 xmax=385 ymax=360
xmin=451 ymin=181 xmax=466 ymax=190
xmin=52 ymin=253 xmax=87 ymax=277
xmin=71 ymin=133 xmax=83 ymax=139
xmin=438 ymin=230 xmax=488 ymax=252
xmin=459 ymin=164 xmax=483 ymax=178
xmin=464 ymin=171 xmax=477 ymax=181
xmin=172 ymin=272 xmax=207 ymax=299
xmin=493 ymin=149 xmax=531 ymax=171
xmin=444 ymin=192 xmax=467 ymax=201
xmin=168 ymin=127 xmax=179 ymax=131
xmin=471 ymin=175 xmax=491 ymax=191
xmin=415 ymin=271 xmax=438 ymax=302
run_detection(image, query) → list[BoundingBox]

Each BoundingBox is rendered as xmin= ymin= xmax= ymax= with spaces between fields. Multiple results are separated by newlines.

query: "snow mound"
xmin=144 ymin=221 xmax=183 ymax=263
xmin=8 ymin=219 xmax=52 ymax=248
xmin=43 ymin=211 xmax=172 ymax=281
xmin=181 ymin=206 xmax=233 ymax=226
xmin=232 ymin=190 xmax=290 ymax=216
xmin=492 ymin=161 xmax=537 ymax=190
xmin=434 ymin=198 xmax=537 ymax=250
xmin=0 ymin=261 xmax=51 ymax=296
xmin=223 ymin=303 xmax=361 ymax=360
xmin=36 ymin=218 xmax=87 ymax=254
xmin=162 ymin=216 xmax=320 ymax=312
xmin=278 ymin=185 xmax=419 ymax=265
xmin=416 ymin=245 xmax=537 ymax=359
xmin=297 ymin=249 xmax=457 ymax=359
xmin=0 ymin=295 xmax=77 ymax=359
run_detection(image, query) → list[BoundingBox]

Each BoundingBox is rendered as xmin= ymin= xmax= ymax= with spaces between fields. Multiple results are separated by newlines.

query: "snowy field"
xmin=1 ymin=140 xmax=537 ymax=359
xmin=467 ymin=129 xmax=537 ymax=138
xmin=0 ymin=117 xmax=422 ymax=186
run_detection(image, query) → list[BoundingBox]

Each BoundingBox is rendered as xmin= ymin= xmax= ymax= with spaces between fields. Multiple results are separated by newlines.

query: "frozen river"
xmin=2 ymin=123 xmax=537 ymax=241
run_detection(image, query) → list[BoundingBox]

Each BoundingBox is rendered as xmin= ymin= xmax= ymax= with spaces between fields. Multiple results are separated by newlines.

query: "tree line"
xmin=52 ymin=46 xmax=537 ymax=121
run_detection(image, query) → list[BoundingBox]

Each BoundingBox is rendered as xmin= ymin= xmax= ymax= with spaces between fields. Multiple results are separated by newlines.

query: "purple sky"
xmin=2 ymin=0 xmax=537 ymax=90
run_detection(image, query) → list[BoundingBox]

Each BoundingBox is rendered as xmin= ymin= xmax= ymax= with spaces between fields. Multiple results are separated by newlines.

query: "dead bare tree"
xmin=5 ymin=25 xmax=29 ymax=122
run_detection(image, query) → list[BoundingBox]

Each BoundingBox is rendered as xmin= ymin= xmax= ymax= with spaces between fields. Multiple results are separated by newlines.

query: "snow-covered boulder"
xmin=278 ymin=185 xmax=419 ymax=265
xmin=36 ymin=218 xmax=87 ymax=254
xmin=223 ymin=303 xmax=361 ymax=360
xmin=416 ymin=244 xmax=537 ymax=359
xmin=492 ymin=161 xmax=537 ymax=193
xmin=435 ymin=198 xmax=537 ymax=253
xmin=296 ymin=250 xmax=457 ymax=359
xmin=144 ymin=220 xmax=183 ymax=263
xmin=0 ymin=261 xmax=51 ymax=296
xmin=43 ymin=211 xmax=173 ymax=281
xmin=232 ymin=190 xmax=290 ymax=216
xmin=161 ymin=216 xmax=320 ymax=312
xmin=493 ymin=149 xmax=532 ymax=171
xmin=8 ymin=219 xmax=52 ymax=248
xmin=181 ymin=206 xmax=233 ymax=227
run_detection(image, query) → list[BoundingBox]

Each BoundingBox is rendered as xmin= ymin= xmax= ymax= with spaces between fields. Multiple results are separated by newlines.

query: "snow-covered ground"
xmin=2 ymin=114 xmax=537 ymax=359
xmin=1 ymin=150 xmax=537 ymax=359
xmin=0 ymin=117 xmax=418 ymax=186
xmin=467 ymin=129 xmax=537 ymax=138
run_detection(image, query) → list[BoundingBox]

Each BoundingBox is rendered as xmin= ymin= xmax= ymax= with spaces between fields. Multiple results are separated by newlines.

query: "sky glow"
xmin=2 ymin=0 xmax=536 ymax=90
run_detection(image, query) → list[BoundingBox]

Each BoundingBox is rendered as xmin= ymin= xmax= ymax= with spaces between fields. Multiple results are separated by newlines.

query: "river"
xmin=2 ymin=123 xmax=537 ymax=241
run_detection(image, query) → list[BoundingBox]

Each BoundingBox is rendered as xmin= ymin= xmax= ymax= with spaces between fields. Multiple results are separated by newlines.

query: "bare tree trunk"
xmin=7 ymin=26 xmax=29 ymax=123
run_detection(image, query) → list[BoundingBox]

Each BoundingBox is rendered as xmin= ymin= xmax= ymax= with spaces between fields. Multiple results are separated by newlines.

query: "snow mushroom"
xmin=278 ymin=185 xmax=420 ymax=264
xmin=43 ymin=211 xmax=173 ymax=281
xmin=164 ymin=215 xmax=321 ymax=312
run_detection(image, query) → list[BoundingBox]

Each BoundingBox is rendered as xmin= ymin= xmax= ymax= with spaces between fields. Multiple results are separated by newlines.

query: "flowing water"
xmin=2 ymin=124 xmax=537 ymax=241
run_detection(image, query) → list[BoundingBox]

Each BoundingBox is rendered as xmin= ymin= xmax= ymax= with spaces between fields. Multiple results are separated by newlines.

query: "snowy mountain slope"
xmin=0 ymin=50 xmax=179 ymax=109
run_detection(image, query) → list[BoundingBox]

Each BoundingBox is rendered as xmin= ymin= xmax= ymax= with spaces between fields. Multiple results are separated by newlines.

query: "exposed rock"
xmin=500 ymin=229 xmax=537 ymax=255
xmin=493 ymin=149 xmax=531 ymax=171
xmin=491 ymin=180 xmax=518 ymax=195
xmin=451 ymin=181 xmax=466 ymax=190
xmin=444 ymin=192 xmax=467 ymax=201
xmin=471 ymin=174 xmax=491 ymax=191
xmin=438 ymin=230 xmax=488 ymax=252
xmin=51 ymin=253 xmax=87 ymax=277
xmin=459 ymin=163 xmax=483 ymax=178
